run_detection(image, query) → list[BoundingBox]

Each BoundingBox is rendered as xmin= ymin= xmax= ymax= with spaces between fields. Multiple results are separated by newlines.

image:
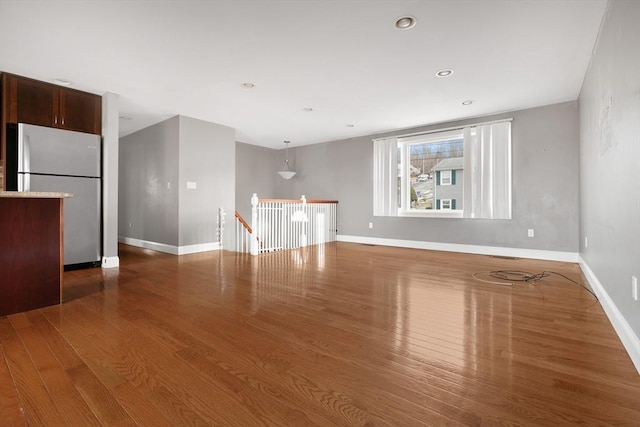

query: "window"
xmin=373 ymin=120 xmax=512 ymax=219
xmin=397 ymin=129 xmax=464 ymax=214
xmin=440 ymin=170 xmax=452 ymax=186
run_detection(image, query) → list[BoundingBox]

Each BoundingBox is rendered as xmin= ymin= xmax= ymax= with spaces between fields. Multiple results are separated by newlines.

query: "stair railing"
xmin=235 ymin=193 xmax=337 ymax=254
xmin=235 ymin=210 xmax=253 ymax=253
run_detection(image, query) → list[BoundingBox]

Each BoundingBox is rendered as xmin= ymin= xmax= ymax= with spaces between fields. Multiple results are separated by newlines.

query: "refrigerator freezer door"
xmin=18 ymin=123 xmax=101 ymax=177
xmin=27 ymin=174 xmax=101 ymax=266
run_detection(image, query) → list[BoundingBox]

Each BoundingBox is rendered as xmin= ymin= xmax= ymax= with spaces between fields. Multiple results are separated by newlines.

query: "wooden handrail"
xmin=235 ymin=211 xmax=252 ymax=234
xmin=258 ymin=198 xmax=338 ymax=204
xmin=235 ymin=210 xmax=266 ymax=250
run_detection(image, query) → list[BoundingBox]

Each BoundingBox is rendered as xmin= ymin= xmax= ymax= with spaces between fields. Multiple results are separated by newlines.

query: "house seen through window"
xmin=398 ymin=132 xmax=464 ymax=212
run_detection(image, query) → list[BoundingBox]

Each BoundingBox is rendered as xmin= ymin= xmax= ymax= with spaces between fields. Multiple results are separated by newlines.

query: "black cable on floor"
xmin=489 ymin=270 xmax=598 ymax=300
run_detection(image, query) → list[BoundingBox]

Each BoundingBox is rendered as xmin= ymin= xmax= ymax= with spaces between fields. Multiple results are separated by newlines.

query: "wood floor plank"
xmin=106 ymin=295 xmax=341 ymax=426
xmin=78 ymin=298 xmax=330 ymax=426
xmin=1 ymin=242 xmax=638 ymax=425
xmin=67 ymin=298 xmax=268 ymax=426
xmin=66 ymin=363 xmax=136 ymax=426
xmin=0 ymin=341 xmax=26 ymax=426
xmin=113 ymin=279 xmax=437 ymax=425
xmin=215 ymin=301 xmax=585 ymax=425
xmin=45 ymin=303 xmax=210 ymax=426
xmin=13 ymin=323 xmax=101 ymax=426
xmin=1 ymin=316 xmax=65 ymax=425
xmin=114 ymin=265 xmax=588 ymax=425
xmin=24 ymin=309 xmax=85 ymax=371
xmin=141 ymin=247 xmax=640 ymax=424
xmin=110 ymin=381 xmax=176 ymax=427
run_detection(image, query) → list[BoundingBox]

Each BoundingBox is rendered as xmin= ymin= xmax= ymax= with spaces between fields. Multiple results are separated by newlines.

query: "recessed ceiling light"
xmin=119 ymin=116 xmax=132 ymax=120
xmin=461 ymin=100 xmax=474 ymax=106
xmin=395 ymin=16 xmax=416 ymax=30
xmin=303 ymin=107 xmax=313 ymax=112
xmin=52 ymin=77 xmax=72 ymax=86
xmin=436 ymin=69 xmax=454 ymax=77
xmin=345 ymin=124 xmax=355 ymax=128
xmin=241 ymin=82 xmax=255 ymax=88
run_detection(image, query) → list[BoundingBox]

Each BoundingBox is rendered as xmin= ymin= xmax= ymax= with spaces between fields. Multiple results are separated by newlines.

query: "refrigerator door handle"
xmin=20 ymin=134 xmax=31 ymax=174
xmin=18 ymin=173 xmax=30 ymax=192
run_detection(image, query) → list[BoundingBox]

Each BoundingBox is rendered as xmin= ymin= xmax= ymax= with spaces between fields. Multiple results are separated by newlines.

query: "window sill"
xmin=398 ymin=210 xmax=464 ymax=218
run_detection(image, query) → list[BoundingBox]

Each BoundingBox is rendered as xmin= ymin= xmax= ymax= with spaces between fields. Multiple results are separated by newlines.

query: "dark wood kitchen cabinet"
xmin=0 ymin=72 xmax=102 ymax=189
xmin=0 ymin=192 xmax=69 ymax=317
xmin=1 ymin=73 xmax=102 ymax=134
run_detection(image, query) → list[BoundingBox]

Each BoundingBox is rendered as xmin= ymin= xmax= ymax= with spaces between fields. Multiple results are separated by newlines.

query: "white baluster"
xmin=300 ymin=195 xmax=307 ymax=247
xmin=288 ymin=203 xmax=292 ymax=249
xmin=317 ymin=211 xmax=325 ymax=245
xmin=235 ymin=217 xmax=240 ymax=252
xmin=308 ymin=202 xmax=311 ymax=246
xmin=250 ymin=193 xmax=259 ymax=255
xmin=217 ymin=207 xmax=226 ymax=249
xmin=268 ymin=202 xmax=273 ymax=252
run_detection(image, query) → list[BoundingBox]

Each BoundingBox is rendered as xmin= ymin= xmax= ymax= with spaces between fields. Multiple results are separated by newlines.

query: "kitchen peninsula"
xmin=0 ymin=191 xmax=71 ymax=317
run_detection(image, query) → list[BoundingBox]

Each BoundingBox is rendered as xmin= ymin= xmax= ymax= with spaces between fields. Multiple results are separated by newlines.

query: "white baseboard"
xmin=579 ymin=256 xmax=640 ymax=374
xmin=336 ymin=235 xmax=579 ymax=263
xmin=119 ymin=236 xmax=221 ymax=255
xmin=101 ymin=256 xmax=120 ymax=269
xmin=177 ymin=242 xmax=222 ymax=255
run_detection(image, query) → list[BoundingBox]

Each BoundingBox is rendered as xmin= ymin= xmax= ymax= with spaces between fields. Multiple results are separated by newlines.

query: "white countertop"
xmin=0 ymin=191 xmax=73 ymax=199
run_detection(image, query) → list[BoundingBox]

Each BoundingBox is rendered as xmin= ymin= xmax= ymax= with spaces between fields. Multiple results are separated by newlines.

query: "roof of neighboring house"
xmin=432 ymin=157 xmax=464 ymax=171
xmin=398 ymin=164 xmax=421 ymax=176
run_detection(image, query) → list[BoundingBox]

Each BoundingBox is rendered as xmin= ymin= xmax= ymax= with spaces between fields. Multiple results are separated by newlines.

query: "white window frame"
xmin=440 ymin=199 xmax=452 ymax=210
xmin=398 ymin=130 xmax=464 ymax=217
xmin=374 ymin=119 xmax=512 ymax=219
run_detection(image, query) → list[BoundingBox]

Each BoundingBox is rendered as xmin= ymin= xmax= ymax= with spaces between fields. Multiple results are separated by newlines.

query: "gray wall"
xmin=119 ymin=116 xmax=180 ymax=246
xmin=235 ymin=141 xmax=279 ymax=221
xmin=278 ymin=101 xmax=580 ymax=252
xmin=178 ymin=116 xmax=235 ymax=249
xmin=579 ymin=0 xmax=640 ymax=337
xmin=119 ymin=115 xmax=236 ymax=250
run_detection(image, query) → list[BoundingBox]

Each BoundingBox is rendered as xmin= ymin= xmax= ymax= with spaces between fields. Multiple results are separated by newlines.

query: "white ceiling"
xmin=0 ymin=0 xmax=607 ymax=149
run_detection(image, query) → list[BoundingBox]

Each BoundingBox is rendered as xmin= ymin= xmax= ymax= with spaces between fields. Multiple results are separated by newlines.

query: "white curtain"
xmin=463 ymin=121 xmax=512 ymax=219
xmin=373 ymin=137 xmax=398 ymax=216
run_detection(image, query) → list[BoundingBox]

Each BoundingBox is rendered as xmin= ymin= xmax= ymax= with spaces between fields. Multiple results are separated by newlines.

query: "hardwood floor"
xmin=1 ymin=243 xmax=638 ymax=426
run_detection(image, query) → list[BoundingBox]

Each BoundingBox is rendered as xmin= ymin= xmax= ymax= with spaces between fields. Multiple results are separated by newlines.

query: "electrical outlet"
xmin=369 ymin=222 xmax=373 ymax=229
xmin=167 ymin=182 xmax=171 ymax=190
xmin=527 ymin=229 xmax=534 ymax=238
xmin=584 ymin=236 xmax=588 ymax=248
xmin=633 ymin=276 xmax=638 ymax=301
xmin=187 ymin=181 xmax=197 ymax=189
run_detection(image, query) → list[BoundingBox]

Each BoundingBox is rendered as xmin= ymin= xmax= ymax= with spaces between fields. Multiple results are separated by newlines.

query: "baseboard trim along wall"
xmin=118 ymin=237 xmax=221 ymax=255
xmin=101 ymin=256 xmax=120 ymax=269
xmin=579 ymin=256 xmax=640 ymax=374
xmin=336 ymin=235 xmax=579 ymax=263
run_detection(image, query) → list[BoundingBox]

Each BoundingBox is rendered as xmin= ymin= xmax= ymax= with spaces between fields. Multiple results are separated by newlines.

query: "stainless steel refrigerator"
xmin=6 ymin=123 xmax=101 ymax=268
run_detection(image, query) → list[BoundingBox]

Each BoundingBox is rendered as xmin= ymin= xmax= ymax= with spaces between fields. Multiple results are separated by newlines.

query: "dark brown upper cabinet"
xmin=2 ymin=73 xmax=101 ymax=135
